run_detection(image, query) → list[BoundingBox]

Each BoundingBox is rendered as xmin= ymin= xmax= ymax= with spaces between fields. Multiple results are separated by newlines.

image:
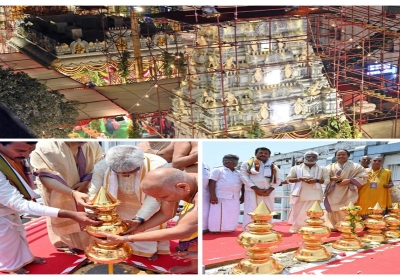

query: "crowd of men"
xmin=0 ymin=141 xmax=198 ymax=275
xmin=203 ymin=147 xmax=396 ymax=234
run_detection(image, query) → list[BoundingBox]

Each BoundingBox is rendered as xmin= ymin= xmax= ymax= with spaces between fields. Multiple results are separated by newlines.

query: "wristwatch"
xmin=132 ymin=216 xmax=145 ymax=224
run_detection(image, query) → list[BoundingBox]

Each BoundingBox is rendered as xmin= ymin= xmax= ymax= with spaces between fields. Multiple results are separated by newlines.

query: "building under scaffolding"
xmin=2 ymin=6 xmax=400 ymax=138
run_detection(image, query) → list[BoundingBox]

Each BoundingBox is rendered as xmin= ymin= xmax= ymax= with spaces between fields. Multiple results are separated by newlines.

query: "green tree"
xmin=311 ymin=115 xmax=362 ymax=139
xmin=0 ymin=66 xmax=79 ymax=138
xmin=126 ymin=119 xmax=142 ymax=139
xmin=117 ymin=50 xmax=131 ymax=83
xmin=245 ymin=121 xmax=266 ymax=139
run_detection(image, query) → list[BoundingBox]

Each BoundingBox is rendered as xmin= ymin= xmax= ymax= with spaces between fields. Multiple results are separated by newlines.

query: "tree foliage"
xmin=245 ymin=121 xmax=266 ymax=139
xmin=117 ymin=50 xmax=131 ymax=81
xmin=0 ymin=66 xmax=79 ymax=138
xmin=311 ymin=115 xmax=362 ymax=139
xmin=126 ymin=119 xmax=142 ymax=139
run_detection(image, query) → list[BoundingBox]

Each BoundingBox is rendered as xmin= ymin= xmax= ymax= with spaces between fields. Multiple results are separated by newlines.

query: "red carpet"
xmin=2 ymin=217 xmax=188 ymax=274
xmin=203 ymin=222 xmax=341 ymax=267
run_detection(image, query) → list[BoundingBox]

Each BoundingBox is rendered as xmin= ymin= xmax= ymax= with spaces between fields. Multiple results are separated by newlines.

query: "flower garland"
xmin=340 ymin=205 xmax=362 ymax=234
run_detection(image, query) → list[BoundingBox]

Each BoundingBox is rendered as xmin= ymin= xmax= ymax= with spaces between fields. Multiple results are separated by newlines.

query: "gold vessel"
xmin=84 ymin=187 xmax=133 ymax=264
xmin=293 ymin=201 xmax=332 ymax=262
xmin=333 ymin=202 xmax=364 ymax=251
xmin=231 ymin=202 xmax=283 ymax=274
xmin=360 ymin=202 xmax=388 ymax=244
xmin=384 ymin=203 xmax=400 ymax=239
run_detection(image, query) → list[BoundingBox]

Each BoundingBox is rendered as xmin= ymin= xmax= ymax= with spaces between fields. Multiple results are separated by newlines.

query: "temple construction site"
xmin=1 ymin=6 xmax=400 ymax=138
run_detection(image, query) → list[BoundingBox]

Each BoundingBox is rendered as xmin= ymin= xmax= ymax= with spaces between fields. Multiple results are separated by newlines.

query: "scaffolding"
xmin=3 ymin=6 xmax=400 ymax=138
xmin=141 ymin=6 xmax=400 ymax=138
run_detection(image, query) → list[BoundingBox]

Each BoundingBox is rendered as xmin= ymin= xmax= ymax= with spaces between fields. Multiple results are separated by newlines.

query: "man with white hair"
xmin=286 ymin=151 xmax=330 ymax=233
xmin=88 ymin=145 xmax=170 ymax=261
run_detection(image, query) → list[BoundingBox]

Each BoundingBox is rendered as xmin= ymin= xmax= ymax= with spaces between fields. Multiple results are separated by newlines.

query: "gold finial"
xmin=308 ymin=201 xmax=323 ymax=212
xmin=347 ymin=201 xmax=355 ymax=208
xmin=91 ymin=186 xmax=119 ymax=206
xmin=250 ymin=201 xmax=271 ymax=215
xmin=371 ymin=202 xmax=382 ymax=210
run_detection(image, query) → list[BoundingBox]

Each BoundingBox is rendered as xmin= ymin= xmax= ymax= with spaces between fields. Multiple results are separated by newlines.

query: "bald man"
xmin=97 ymin=168 xmax=198 ymax=274
xmin=359 ymin=156 xmax=371 ymax=169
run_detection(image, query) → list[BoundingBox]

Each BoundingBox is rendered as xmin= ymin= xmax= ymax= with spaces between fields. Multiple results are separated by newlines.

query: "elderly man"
xmin=359 ymin=155 xmax=371 ymax=169
xmin=286 ymin=151 xmax=329 ymax=233
xmin=240 ymin=147 xmax=281 ymax=230
xmin=208 ymin=154 xmax=243 ymax=233
xmin=324 ymin=149 xmax=368 ymax=230
xmin=30 ymin=141 xmax=103 ymax=254
xmin=97 ymin=168 xmax=198 ymax=274
xmin=88 ymin=145 xmax=170 ymax=261
xmin=356 ymin=156 xmax=393 ymax=218
xmin=0 ymin=142 xmax=101 ymax=274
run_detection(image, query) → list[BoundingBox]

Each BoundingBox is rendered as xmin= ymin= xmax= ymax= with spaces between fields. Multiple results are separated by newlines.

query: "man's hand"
xmin=93 ymin=232 xmax=126 ymax=245
xmin=304 ymin=178 xmax=317 ymax=184
xmin=210 ymin=195 xmax=218 ymax=204
xmin=252 ymin=186 xmax=266 ymax=196
xmin=58 ymin=210 xmax=102 ymax=226
xmin=384 ymin=183 xmax=394 ymax=188
xmin=336 ymin=179 xmax=350 ymax=186
xmin=264 ymin=187 xmax=274 ymax=196
xmin=122 ymin=220 xmax=142 ymax=235
xmin=72 ymin=191 xmax=96 ymax=209
xmin=330 ymin=176 xmax=340 ymax=182
xmin=73 ymin=181 xmax=90 ymax=193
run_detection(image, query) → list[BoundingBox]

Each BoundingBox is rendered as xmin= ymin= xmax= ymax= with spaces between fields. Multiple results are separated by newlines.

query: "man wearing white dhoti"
xmin=208 ymin=154 xmax=243 ymax=233
xmin=0 ymin=142 xmax=101 ymax=274
xmin=202 ymin=163 xmax=211 ymax=232
xmin=30 ymin=141 xmax=103 ymax=254
xmin=240 ymin=147 xmax=281 ymax=230
xmin=324 ymin=149 xmax=368 ymax=230
xmin=88 ymin=145 xmax=171 ymax=260
xmin=286 ymin=151 xmax=329 ymax=233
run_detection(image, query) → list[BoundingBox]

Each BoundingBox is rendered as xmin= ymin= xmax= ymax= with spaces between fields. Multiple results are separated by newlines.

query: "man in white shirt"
xmin=286 ymin=151 xmax=330 ymax=233
xmin=208 ymin=154 xmax=243 ymax=233
xmin=0 ymin=141 xmax=100 ymax=274
xmin=240 ymin=147 xmax=281 ymax=230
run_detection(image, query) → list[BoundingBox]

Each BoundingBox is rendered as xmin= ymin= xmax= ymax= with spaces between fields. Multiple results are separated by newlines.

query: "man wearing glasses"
xmin=88 ymin=145 xmax=170 ymax=261
xmin=286 ymin=151 xmax=329 ymax=233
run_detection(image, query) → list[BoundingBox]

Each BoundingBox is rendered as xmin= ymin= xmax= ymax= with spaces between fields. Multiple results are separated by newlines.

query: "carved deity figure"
xmin=224 ymin=57 xmax=236 ymax=70
xmin=70 ymin=38 xmax=89 ymax=54
xmin=284 ymin=64 xmax=292 ymax=79
xmin=252 ymin=68 xmax=263 ymax=83
xmin=259 ymin=102 xmax=269 ymax=120
xmin=197 ymin=35 xmax=208 ymax=46
xmin=223 ymin=92 xmax=239 ymax=111
xmin=308 ymin=80 xmax=321 ymax=96
xmin=208 ymin=55 xmax=218 ymax=70
xmin=203 ymin=90 xmax=215 ymax=103
xmin=115 ymin=37 xmax=127 ymax=50
xmin=156 ymin=36 xmax=167 ymax=46
xmin=294 ymin=98 xmax=304 ymax=115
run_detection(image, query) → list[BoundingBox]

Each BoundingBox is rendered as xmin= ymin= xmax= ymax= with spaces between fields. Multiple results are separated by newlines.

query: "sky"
xmin=202 ymin=139 xmax=339 ymax=168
